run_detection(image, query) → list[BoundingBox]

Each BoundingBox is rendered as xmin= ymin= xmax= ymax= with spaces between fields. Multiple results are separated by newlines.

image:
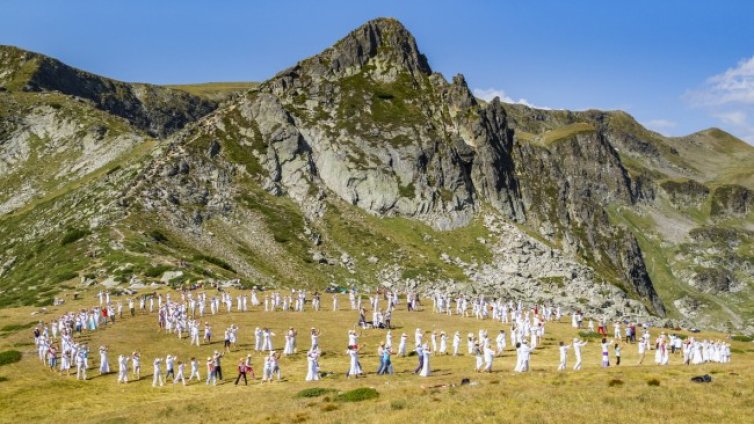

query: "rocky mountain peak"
xmin=330 ymin=17 xmax=431 ymax=76
xmin=267 ymin=18 xmax=431 ymax=94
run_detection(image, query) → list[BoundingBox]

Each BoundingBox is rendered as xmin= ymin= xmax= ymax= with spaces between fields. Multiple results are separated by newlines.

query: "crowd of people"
xmin=29 ymin=287 xmax=734 ymax=387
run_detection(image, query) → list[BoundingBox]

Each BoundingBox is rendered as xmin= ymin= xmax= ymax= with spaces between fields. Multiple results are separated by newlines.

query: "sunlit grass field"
xmin=0 ymin=290 xmax=752 ymax=423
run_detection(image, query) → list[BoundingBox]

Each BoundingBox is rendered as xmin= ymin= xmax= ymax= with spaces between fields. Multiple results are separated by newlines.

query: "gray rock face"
xmin=660 ymin=179 xmax=709 ymax=207
xmin=710 ymin=184 xmax=753 ymax=217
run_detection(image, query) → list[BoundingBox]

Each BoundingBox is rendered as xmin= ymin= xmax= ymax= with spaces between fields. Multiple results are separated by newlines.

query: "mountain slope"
xmin=0 ymin=18 xmax=752 ymax=332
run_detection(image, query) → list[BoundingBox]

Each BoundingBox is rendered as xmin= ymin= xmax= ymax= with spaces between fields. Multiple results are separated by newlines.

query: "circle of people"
xmin=31 ymin=288 xmax=732 ymax=387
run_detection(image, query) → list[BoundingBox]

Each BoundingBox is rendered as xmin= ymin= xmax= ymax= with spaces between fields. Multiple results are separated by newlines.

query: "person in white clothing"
xmin=572 ymin=338 xmax=587 ymax=371
xmin=117 ymin=354 xmax=129 ymax=383
xmin=189 ymin=357 xmax=201 ymax=382
xmin=557 ymin=341 xmax=571 ymax=371
xmin=152 ymin=357 xmax=164 ymax=387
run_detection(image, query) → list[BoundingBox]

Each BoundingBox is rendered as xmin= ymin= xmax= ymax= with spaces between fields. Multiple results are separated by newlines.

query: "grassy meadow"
xmin=0 ymin=289 xmax=752 ymax=424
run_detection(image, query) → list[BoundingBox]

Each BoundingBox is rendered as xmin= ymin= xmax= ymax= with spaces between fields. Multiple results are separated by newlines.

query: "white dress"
xmin=99 ymin=348 xmax=110 ymax=373
xmin=347 ymin=349 xmax=362 ymax=376
xmin=306 ymin=352 xmax=319 ymax=381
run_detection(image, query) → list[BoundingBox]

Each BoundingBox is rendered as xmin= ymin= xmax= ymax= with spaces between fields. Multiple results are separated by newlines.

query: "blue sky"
xmin=2 ymin=0 xmax=754 ymax=141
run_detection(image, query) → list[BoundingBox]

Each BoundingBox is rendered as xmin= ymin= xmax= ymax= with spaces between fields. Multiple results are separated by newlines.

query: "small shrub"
xmin=0 ymin=376 xmax=8 ymax=382
xmin=578 ymin=331 xmax=602 ymax=340
xmin=607 ymin=378 xmax=624 ymax=387
xmin=390 ymin=400 xmax=407 ymax=410
xmin=0 ymin=350 xmax=22 ymax=366
xmin=296 ymin=387 xmax=336 ymax=398
xmin=731 ymin=335 xmax=753 ymax=342
xmin=647 ymin=378 xmax=661 ymax=387
xmin=61 ymin=228 xmax=89 ymax=246
xmin=335 ymin=387 xmax=379 ymax=402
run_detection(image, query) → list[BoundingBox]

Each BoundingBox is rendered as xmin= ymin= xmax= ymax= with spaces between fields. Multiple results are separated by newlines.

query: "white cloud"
xmin=644 ymin=119 xmax=677 ymax=133
xmin=714 ymin=110 xmax=747 ymax=126
xmin=472 ymin=87 xmax=551 ymax=110
xmin=685 ymin=55 xmax=754 ymax=144
xmin=686 ymin=56 xmax=754 ymax=106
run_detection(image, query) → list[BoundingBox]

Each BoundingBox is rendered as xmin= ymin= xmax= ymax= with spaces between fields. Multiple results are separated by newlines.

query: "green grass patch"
xmin=335 ymin=387 xmax=379 ymax=402
xmin=0 ymin=350 xmax=22 ymax=366
xmin=578 ymin=331 xmax=602 ymax=340
xmin=295 ymin=387 xmax=337 ymax=398
xmin=732 ymin=335 xmax=754 ymax=342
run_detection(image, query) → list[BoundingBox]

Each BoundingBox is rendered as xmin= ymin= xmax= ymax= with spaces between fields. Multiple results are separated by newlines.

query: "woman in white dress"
xmin=262 ymin=328 xmax=274 ymax=351
xmin=398 ymin=333 xmax=407 ymax=357
xmin=310 ymin=328 xmax=320 ymax=350
xmin=419 ymin=343 xmax=431 ymax=377
xmin=474 ymin=343 xmax=484 ymax=372
xmin=284 ymin=328 xmax=297 ymax=356
xmin=346 ymin=345 xmax=363 ymax=378
xmin=483 ymin=343 xmax=495 ymax=372
xmin=99 ymin=345 xmax=110 ymax=375
xmin=305 ymin=348 xmax=320 ymax=381
xmin=453 ymin=331 xmax=461 ymax=356
xmin=439 ymin=331 xmax=448 ymax=355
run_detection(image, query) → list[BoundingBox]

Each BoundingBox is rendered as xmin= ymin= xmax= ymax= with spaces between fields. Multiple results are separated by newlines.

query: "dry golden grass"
xmin=0 ymin=289 xmax=752 ymax=424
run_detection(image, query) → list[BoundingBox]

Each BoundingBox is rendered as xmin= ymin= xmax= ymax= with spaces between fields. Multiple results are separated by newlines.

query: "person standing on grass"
xmin=419 ymin=343 xmax=431 ymax=377
xmin=131 ymin=352 xmax=141 ymax=381
xmin=235 ymin=358 xmax=248 ymax=386
xmin=310 ymin=328 xmax=321 ymax=350
xmin=165 ymin=354 xmax=175 ymax=382
xmin=398 ymin=332 xmax=408 ymax=357
xmin=152 ymin=357 xmax=164 ymax=387
xmin=483 ymin=342 xmax=495 ymax=372
xmin=117 ymin=354 xmax=129 ymax=383
xmin=206 ymin=356 xmax=217 ymax=386
xmin=174 ymin=360 xmax=186 ymax=386
xmin=557 ymin=341 xmax=571 ymax=371
xmin=637 ymin=336 xmax=647 ymax=364
xmin=413 ymin=343 xmax=424 ymax=374
xmin=439 ymin=331 xmax=448 ymax=355
xmin=263 ymin=351 xmax=281 ymax=382
xmin=453 ymin=331 xmax=461 ymax=356
xmin=600 ymin=338 xmax=610 ymax=367
xmin=203 ymin=322 xmax=212 ymax=345
xmin=76 ymin=345 xmax=88 ymax=380
xmin=99 ymin=345 xmax=110 ymax=375
xmin=614 ymin=342 xmax=622 ymax=366
xmin=346 ymin=344 xmax=364 ymax=378
xmin=572 ymin=338 xmax=587 ymax=371
xmin=213 ymin=351 xmax=224 ymax=380
xmin=474 ymin=342 xmax=484 ymax=372
xmin=306 ymin=347 xmax=321 ymax=381
xmin=188 ymin=357 xmax=201 ymax=382
xmin=377 ymin=345 xmax=393 ymax=375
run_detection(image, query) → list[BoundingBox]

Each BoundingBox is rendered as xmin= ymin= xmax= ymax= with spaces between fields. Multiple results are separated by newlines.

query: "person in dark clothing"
xmin=235 ymin=358 xmax=248 ymax=385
